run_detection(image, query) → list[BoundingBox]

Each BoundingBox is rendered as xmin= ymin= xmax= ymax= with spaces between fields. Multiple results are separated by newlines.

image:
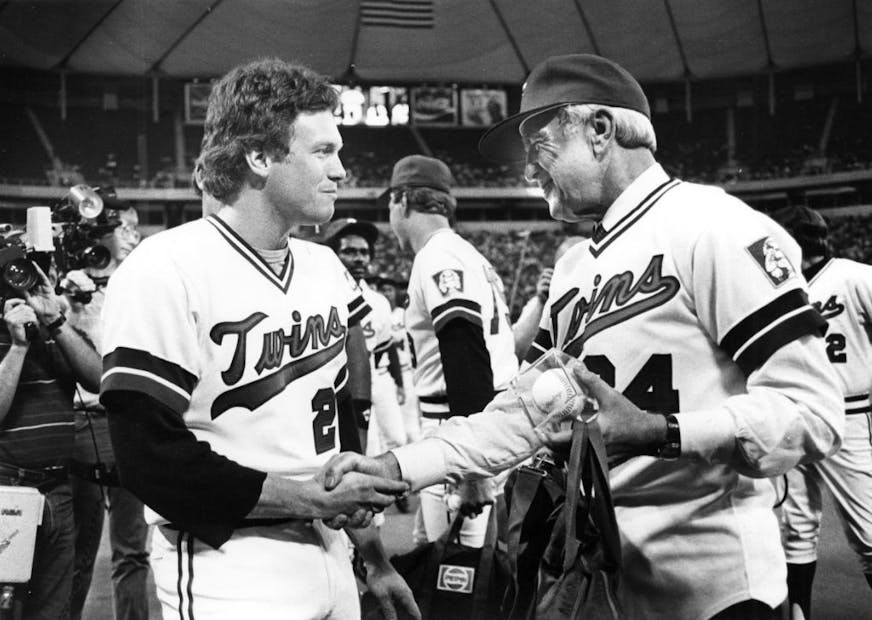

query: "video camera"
xmin=0 ymin=185 xmax=128 ymax=304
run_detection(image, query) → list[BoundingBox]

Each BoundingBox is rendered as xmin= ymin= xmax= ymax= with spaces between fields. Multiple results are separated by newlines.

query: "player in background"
xmin=100 ymin=58 xmax=416 ymax=620
xmin=382 ymin=155 xmax=519 ymax=547
xmin=376 ymin=272 xmax=421 ymax=445
xmin=324 ymin=220 xmax=407 ymax=468
xmin=771 ymin=206 xmax=872 ymax=619
xmin=323 ymin=54 xmax=844 ymax=619
xmin=512 ymin=234 xmax=586 ymax=360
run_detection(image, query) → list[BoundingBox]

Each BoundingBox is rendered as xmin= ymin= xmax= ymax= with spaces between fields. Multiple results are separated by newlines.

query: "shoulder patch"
xmin=432 ymin=269 xmax=464 ymax=296
xmin=746 ymin=236 xmax=795 ymax=286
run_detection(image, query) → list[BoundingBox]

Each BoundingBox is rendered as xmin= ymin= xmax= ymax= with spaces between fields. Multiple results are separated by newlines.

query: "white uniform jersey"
xmin=781 ymin=257 xmax=872 ymax=572
xmin=358 ymin=281 xmax=394 ymax=370
xmin=101 ymin=215 xmax=369 ymax=523
xmin=406 ymin=228 xmax=518 ymax=416
xmin=807 ymin=258 xmax=872 ymax=409
xmin=390 ymin=306 xmax=413 ymax=370
xmin=520 ymin=164 xmax=838 ymax=618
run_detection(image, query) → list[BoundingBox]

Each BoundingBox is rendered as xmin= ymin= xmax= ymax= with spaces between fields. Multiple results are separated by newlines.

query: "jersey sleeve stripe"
xmin=102 ymin=347 xmax=197 ymax=395
xmin=523 ymin=328 xmax=554 ymax=365
xmin=732 ymin=309 xmax=827 ymax=375
xmin=720 ymin=290 xmax=823 ymax=358
xmin=348 ymin=297 xmax=371 ymax=327
xmin=334 ymin=365 xmax=348 ymax=393
xmin=101 ymin=368 xmax=190 ymax=414
xmin=433 ymin=307 xmax=484 ymax=333
xmin=431 ymin=298 xmax=482 ymax=317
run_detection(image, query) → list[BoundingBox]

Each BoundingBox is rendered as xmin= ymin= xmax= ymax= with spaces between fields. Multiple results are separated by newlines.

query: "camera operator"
xmin=61 ymin=207 xmax=150 ymax=620
xmin=0 ymin=262 xmax=101 ymax=620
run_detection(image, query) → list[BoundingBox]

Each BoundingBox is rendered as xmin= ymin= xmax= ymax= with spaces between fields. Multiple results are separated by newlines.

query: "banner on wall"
xmin=184 ymin=82 xmax=213 ymax=125
xmin=411 ymin=86 xmax=458 ymax=126
xmin=334 ymin=85 xmax=410 ymax=125
xmin=460 ymin=88 xmax=507 ymax=127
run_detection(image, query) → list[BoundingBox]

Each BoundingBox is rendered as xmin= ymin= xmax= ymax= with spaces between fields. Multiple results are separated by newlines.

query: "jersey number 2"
xmin=312 ymin=388 xmax=337 ymax=454
xmin=825 ymin=333 xmax=847 ymax=364
xmin=584 ymin=353 xmax=680 ymax=413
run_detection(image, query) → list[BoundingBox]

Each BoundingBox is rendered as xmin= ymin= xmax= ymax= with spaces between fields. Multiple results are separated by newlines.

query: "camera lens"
xmin=81 ymin=245 xmax=111 ymax=269
xmin=2 ymin=259 xmax=39 ymax=291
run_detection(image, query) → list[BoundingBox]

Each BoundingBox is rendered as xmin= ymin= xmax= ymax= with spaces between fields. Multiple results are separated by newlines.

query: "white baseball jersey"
xmin=102 ymin=215 xmax=369 ymax=518
xmin=358 ymin=281 xmax=394 ymax=368
xmin=390 ymin=306 xmax=413 ymax=370
xmin=393 ymin=164 xmax=843 ymax=620
xmin=358 ymin=281 xmax=406 ymax=454
xmin=807 ymin=258 xmax=872 ymax=403
xmin=406 ymin=228 xmax=518 ymax=417
xmin=782 ymin=257 xmax=872 ymax=572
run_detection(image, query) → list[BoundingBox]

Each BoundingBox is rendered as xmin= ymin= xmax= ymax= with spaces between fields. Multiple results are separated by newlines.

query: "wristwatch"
xmin=657 ymin=414 xmax=681 ymax=460
xmin=45 ymin=313 xmax=67 ymax=336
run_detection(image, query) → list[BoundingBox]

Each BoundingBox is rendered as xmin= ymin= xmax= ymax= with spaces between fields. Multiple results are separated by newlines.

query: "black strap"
xmin=472 ymin=508 xmax=499 ymax=615
xmin=563 ymin=420 xmax=588 ymax=572
xmin=505 ymin=466 xmax=546 ymax=604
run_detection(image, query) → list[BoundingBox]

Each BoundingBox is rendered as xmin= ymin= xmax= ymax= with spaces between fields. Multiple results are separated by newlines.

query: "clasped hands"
xmin=310 ymin=452 xmax=406 ymax=530
xmin=310 ymin=362 xmax=670 ymax=530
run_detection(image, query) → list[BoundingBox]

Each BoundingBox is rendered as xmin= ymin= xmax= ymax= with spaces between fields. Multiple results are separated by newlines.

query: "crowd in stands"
xmin=2 ymin=96 xmax=871 ymax=190
xmin=369 ymin=215 xmax=872 ymax=321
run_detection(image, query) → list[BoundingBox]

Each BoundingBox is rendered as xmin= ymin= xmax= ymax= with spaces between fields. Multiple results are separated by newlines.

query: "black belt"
xmin=0 ymin=462 xmax=68 ymax=492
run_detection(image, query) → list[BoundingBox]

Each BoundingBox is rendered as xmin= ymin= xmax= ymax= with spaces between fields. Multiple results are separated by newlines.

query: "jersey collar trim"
xmin=589 ymin=164 xmax=679 ymax=258
xmin=803 ymin=257 xmax=832 ymax=284
xmin=206 ymin=215 xmax=294 ymax=293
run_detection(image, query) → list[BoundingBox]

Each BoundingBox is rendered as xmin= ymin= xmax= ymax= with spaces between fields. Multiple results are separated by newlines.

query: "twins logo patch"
xmin=433 ymin=269 xmax=464 ymax=296
xmin=746 ymin=237 xmax=795 ymax=286
xmin=437 ymin=564 xmax=475 ymax=593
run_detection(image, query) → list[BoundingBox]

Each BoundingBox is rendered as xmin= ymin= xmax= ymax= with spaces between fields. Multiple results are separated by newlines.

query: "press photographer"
xmin=0 ymin=192 xmax=104 ymax=619
xmin=60 ymin=202 xmax=150 ymax=620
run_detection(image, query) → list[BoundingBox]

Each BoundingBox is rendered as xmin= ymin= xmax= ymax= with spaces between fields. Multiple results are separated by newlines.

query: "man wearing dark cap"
xmin=325 ymin=56 xmax=843 ymax=619
xmin=383 ymin=155 xmax=519 ymax=546
xmin=770 ymin=206 xmax=872 ymax=618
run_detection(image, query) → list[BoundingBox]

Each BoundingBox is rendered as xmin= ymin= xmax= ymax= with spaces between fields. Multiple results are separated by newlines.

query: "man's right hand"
xmin=2 ymin=299 xmax=37 ymax=346
xmin=321 ymin=452 xmax=403 ymax=491
xmin=314 ymin=469 xmax=407 ymax=527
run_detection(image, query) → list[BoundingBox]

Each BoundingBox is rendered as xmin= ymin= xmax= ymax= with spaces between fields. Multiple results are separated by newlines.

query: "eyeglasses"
xmin=115 ymin=224 xmax=140 ymax=243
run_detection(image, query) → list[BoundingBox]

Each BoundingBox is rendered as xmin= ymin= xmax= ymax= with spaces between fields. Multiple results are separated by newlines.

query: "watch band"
xmin=45 ymin=314 xmax=67 ymax=335
xmin=658 ymin=414 xmax=681 ymax=460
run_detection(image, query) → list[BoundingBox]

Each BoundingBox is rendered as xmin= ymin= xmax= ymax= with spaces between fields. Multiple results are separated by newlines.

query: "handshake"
xmin=309 ymin=452 xmax=406 ymax=530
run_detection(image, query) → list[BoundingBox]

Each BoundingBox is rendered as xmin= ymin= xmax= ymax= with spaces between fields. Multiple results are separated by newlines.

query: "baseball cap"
xmin=478 ymin=54 xmax=650 ymax=163
xmin=377 ymin=155 xmax=454 ymax=207
xmin=322 ymin=217 xmax=379 ymax=249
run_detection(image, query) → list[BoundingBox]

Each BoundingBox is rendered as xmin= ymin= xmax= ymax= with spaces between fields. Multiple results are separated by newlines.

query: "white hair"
xmin=558 ymin=104 xmax=657 ymax=153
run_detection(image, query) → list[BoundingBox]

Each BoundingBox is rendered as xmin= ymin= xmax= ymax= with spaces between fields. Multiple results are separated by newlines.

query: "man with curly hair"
xmin=99 ymin=58 xmax=417 ymax=619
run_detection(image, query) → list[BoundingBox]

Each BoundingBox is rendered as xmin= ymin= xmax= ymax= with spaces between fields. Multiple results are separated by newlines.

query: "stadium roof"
xmin=0 ymin=0 xmax=869 ymax=84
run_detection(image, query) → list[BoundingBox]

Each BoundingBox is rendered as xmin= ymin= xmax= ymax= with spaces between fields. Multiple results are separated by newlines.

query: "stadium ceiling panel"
xmin=0 ymin=0 xmax=864 ymax=84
